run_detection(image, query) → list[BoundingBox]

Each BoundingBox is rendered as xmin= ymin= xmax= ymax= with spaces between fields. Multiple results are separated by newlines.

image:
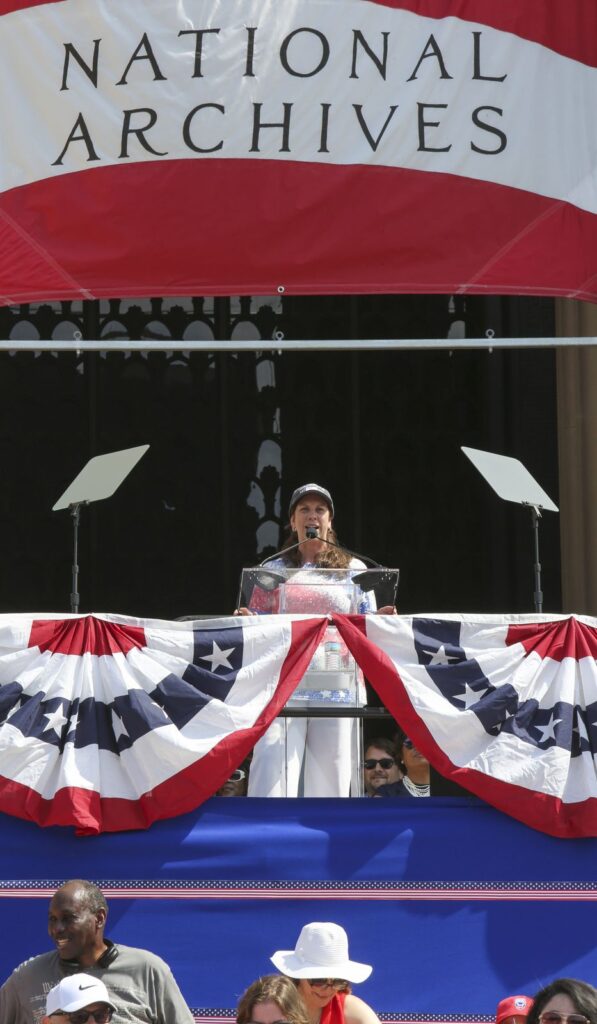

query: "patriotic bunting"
xmin=0 ymin=612 xmax=326 ymax=834
xmin=0 ymin=610 xmax=596 ymax=837
xmin=333 ymin=612 xmax=597 ymax=839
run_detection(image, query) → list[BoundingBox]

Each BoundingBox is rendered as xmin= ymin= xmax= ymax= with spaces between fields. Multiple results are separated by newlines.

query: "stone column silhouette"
xmin=555 ymin=299 xmax=597 ymax=613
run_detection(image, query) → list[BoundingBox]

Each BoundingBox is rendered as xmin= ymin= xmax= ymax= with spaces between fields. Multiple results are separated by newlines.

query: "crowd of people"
xmin=2 ymin=881 xmax=595 ymax=1024
xmin=3 ymin=483 xmax=570 ymax=1024
xmin=215 ymin=732 xmax=431 ymax=800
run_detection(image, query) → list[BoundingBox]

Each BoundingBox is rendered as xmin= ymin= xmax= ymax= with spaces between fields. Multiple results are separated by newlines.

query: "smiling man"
xmin=0 ymin=879 xmax=195 ymax=1024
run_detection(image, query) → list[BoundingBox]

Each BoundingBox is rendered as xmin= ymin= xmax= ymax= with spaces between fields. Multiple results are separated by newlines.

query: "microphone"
xmin=254 ymin=532 xmax=399 ymax=606
xmin=260 ymin=529 xmax=380 ymax=569
xmin=258 ymin=525 xmax=322 ymax=566
xmin=313 ymin=534 xmax=381 ymax=568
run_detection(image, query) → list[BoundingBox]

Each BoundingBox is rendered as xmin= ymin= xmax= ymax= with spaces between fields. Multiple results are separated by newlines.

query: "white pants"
xmin=248 ymin=716 xmax=355 ymax=797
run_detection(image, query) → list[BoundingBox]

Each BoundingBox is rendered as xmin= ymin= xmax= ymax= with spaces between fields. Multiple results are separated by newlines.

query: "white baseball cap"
xmin=46 ymin=973 xmax=116 ymax=1015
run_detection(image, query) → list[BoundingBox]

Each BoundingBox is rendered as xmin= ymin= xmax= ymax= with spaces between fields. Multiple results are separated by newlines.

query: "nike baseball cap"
xmin=46 ymin=973 xmax=116 ymax=1015
xmin=288 ymin=484 xmax=334 ymax=518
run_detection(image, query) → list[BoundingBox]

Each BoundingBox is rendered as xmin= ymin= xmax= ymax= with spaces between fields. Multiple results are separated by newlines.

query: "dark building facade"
xmin=0 ymin=292 xmax=560 ymax=619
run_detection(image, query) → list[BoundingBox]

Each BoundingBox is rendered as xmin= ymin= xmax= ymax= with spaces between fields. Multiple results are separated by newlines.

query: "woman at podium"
xmin=238 ymin=483 xmax=393 ymax=798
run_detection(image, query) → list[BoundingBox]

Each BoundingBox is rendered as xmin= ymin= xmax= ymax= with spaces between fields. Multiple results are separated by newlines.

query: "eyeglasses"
xmin=539 ymin=1014 xmax=590 ymax=1024
xmin=229 ymin=769 xmax=246 ymax=782
xmin=363 ymin=758 xmax=395 ymax=770
xmin=402 ymin=738 xmax=414 ymax=749
xmin=50 ymin=1010 xmax=114 ymax=1024
xmin=306 ymin=979 xmax=345 ymax=989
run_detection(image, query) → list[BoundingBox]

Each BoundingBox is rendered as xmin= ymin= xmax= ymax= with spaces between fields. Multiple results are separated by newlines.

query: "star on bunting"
xmin=43 ymin=706 xmax=68 ymax=737
xmin=200 ymin=641 xmax=235 ymax=671
xmin=457 ymin=682 xmax=489 ymax=711
xmin=111 ymin=710 xmax=129 ymax=742
xmin=535 ymin=713 xmax=562 ymax=744
xmin=423 ymin=644 xmax=460 ymax=666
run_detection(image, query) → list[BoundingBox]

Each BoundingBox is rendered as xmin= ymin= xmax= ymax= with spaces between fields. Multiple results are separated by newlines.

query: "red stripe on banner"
xmin=29 ymin=616 xmax=146 ymax=656
xmin=0 ymin=617 xmax=326 ymax=834
xmin=506 ymin=619 xmax=597 ymax=661
xmin=370 ymin=0 xmax=597 ymax=68
xmin=333 ymin=614 xmax=597 ymax=839
xmin=2 ymin=160 xmax=597 ymax=305
xmin=2 ymin=2 xmax=597 ymax=69
xmin=0 ymin=0 xmax=60 ymax=10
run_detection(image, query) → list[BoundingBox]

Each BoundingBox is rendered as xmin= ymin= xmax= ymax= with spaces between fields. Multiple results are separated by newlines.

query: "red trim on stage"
xmin=507 ymin=618 xmax=597 ymax=661
xmin=29 ymin=616 xmax=146 ymax=656
xmin=1 ymin=160 xmax=596 ymax=305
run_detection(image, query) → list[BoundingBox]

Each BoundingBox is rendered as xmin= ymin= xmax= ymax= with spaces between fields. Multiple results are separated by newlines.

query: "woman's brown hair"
xmin=279 ymin=527 xmax=352 ymax=569
xmin=237 ymin=975 xmax=311 ymax=1024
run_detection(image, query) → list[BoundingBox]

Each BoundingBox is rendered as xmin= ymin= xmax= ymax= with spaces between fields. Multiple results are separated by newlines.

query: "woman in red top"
xmin=270 ymin=923 xmax=380 ymax=1024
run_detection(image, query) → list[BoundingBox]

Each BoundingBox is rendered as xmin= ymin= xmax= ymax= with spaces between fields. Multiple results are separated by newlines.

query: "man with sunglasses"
xmin=375 ymin=732 xmax=430 ymax=798
xmin=362 ymin=738 xmax=401 ymax=796
xmin=216 ymin=763 xmax=249 ymax=797
xmin=0 ymin=879 xmax=195 ymax=1024
xmin=42 ymin=973 xmax=115 ymax=1024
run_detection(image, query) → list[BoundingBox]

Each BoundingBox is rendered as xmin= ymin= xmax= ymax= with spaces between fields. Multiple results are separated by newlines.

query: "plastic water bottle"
xmin=325 ymin=641 xmax=342 ymax=670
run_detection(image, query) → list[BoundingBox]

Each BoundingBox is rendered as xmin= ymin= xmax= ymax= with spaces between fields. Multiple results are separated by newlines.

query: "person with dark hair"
xmin=0 ymin=879 xmax=194 ymax=1024
xmin=362 ymin=738 xmax=401 ymax=797
xmin=237 ymin=974 xmax=310 ymax=1024
xmin=215 ymin=763 xmax=249 ymax=797
xmin=375 ymin=731 xmax=430 ymax=798
xmin=239 ymin=483 xmax=395 ymax=798
xmin=527 ymin=979 xmax=597 ymax=1024
xmin=270 ymin=922 xmax=380 ymax=1024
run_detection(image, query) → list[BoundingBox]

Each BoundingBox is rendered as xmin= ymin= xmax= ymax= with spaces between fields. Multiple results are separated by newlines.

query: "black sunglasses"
xmin=363 ymin=758 xmax=395 ymax=770
xmin=51 ymin=1010 xmax=113 ymax=1024
xmin=306 ymin=979 xmax=345 ymax=989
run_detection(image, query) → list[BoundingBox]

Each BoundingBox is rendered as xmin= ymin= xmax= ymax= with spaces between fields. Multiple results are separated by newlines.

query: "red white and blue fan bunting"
xmin=334 ymin=612 xmax=597 ymax=839
xmin=1 ymin=611 xmax=597 ymax=837
xmin=0 ymin=612 xmax=326 ymax=834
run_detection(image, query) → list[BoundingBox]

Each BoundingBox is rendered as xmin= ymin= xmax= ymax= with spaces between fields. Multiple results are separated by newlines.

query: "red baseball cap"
xmin=496 ymin=996 xmax=534 ymax=1024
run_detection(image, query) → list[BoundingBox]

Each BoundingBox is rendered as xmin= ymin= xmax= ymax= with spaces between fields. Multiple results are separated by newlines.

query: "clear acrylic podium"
xmin=240 ymin=566 xmax=393 ymax=797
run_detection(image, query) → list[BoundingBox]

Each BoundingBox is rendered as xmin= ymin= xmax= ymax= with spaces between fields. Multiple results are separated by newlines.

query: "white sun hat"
xmin=271 ymin=922 xmax=372 ymax=984
xmin=46 ymin=973 xmax=116 ymax=1015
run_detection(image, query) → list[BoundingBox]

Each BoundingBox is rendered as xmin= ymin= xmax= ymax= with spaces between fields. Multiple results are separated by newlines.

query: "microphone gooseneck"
xmin=260 ymin=530 xmax=381 ymax=568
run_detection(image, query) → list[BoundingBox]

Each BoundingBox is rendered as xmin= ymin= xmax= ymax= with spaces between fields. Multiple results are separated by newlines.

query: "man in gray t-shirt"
xmin=0 ymin=879 xmax=195 ymax=1024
